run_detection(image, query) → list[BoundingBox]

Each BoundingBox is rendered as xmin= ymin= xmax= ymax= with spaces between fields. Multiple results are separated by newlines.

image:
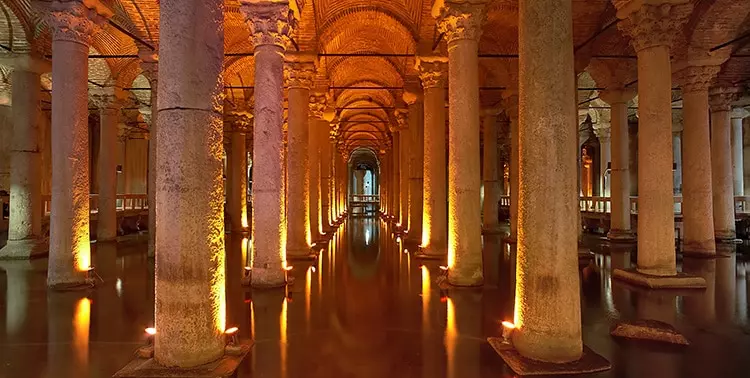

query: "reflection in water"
xmin=445 ymin=297 xmax=456 ymax=378
xmin=73 ymin=298 xmax=91 ymax=366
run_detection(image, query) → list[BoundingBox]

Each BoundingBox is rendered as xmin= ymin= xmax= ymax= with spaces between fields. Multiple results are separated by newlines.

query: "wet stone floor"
xmin=1 ymin=218 xmax=750 ymax=377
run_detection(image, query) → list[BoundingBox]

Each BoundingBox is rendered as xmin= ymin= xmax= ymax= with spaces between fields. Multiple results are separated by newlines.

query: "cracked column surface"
xmin=0 ymin=55 xmax=48 ymax=259
xmin=243 ymin=1 xmax=296 ymax=287
xmin=47 ymin=0 xmax=111 ymax=288
xmin=513 ymin=0 xmax=582 ymax=363
xmin=417 ymin=57 xmax=448 ymax=256
xmin=434 ymin=0 xmax=486 ymax=286
xmin=153 ymin=0 xmax=226 ymax=368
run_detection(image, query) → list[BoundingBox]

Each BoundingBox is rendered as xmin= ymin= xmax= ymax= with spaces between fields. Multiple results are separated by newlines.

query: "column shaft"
xmin=308 ymin=116 xmax=320 ymax=240
xmin=509 ymin=114 xmax=519 ymax=240
xmin=228 ymin=122 xmax=248 ymax=231
xmin=407 ymin=98 xmax=424 ymax=242
xmin=604 ymin=98 xmax=633 ymax=239
xmin=97 ymin=105 xmax=120 ymax=241
xmin=731 ymin=115 xmax=745 ymax=196
xmin=482 ymin=112 xmax=500 ymax=232
xmin=391 ymin=134 xmax=401 ymax=223
xmin=285 ymin=75 xmax=312 ymax=256
xmin=320 ymin=131 xmax=332 ymax=231
xmin=711 ymin=99 xmax=736 ymax=240
xmin=399 ymin=129 xmax=409 ymax=229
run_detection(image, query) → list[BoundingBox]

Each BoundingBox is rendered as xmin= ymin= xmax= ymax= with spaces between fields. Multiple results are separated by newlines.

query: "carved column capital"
xmin=731 ymin=107 xmax=750 ymax=120
xmin=709 ymin=87 xmax=741 ymax=112
xmin=614 ymin=1 xmax=692 ymax=52
xmin=674 ymin=65 xmax=720 ymax=93
xmin=138 ymin=49 xmax=159 ymax=85
xmin=501 ymin=91 xmax=519 ymax=120
xmin=393 ymin=108 xmax=409 ymax=131
xmin=433 ymin=0 xmax=488 ymax=45
xmin=48 ymin=0 xmax=113 ymax=45
xmin=225 ymin=111 xmax=254 ymax=134
xmin=308 ymin=92 xmax=327 ymax=119
xmin=598 ymin=88 xmax=636 ymax=105
xmin=90 ymin=86 xmax=127 ymax=111
xmin=416 ymin=56 xmax=448 ymax=89
xmin=240 ymin=1 xmax=296 ymax=50
xmin=283 ymin=54 xmax=316 ymax=89
xmin=593 ymin=123 xmax=611 ymax=142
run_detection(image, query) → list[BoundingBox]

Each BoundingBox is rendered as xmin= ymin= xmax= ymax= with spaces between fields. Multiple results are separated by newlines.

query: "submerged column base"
xmin=0 ymin=238 xmax=46 ymax=259
xmin=248 ymin=267 xmax=290 ymax=288
xmin=612 ymin=268 xmax=706 ymax=289
xmin=488 ymin=338 xmax=611 ymax=376
xmin=607 ymin=229 xmax=636 ymax=243
xmin=113 ymin=343 xmax=251 ymax=378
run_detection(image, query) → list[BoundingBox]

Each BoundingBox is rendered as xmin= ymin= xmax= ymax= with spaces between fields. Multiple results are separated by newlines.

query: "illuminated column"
xmin=594 ymin=125 xmax=611 ymax=197
xmin=505 ymin=93 xmax=519 ymax=242
xmin=513 ymin=0 xmax=582 ymax=362
xmin=226 ymin=112 xmax=251 ymax=232
xmin=91 ymin=87 xmax=126 ymax=242
xmin=416 ymin=57 xmax=448 ymax=256
xmin=390 ymin=131 xmax=401 ymax=223
xmin=434 ymin=0 xmax=486 ymax=286
xmin=139 ymin=52 xmax=158 ymax=257
xmin=0 ymin=55 xmax=48 ymax=259
xmin=154 ymin=0 xmax=226 ymax=367
xmin=710 ymin=87 xmax=741 ymax=242
xmin=601 ymin=90 xmax=635 ymax=241
xmin=308 ymin=94 xmax=325 ymax=240
xmin=675 ymin=65 xmax=719 ymax=255
xmin=284 ymin=54 xmax=315 ymax=257
xmin=395 ymin=109 xmax=410 ymax=230
xmin=614 ymin=0 xmax=692 ymax=277
xmin=320 ymin=125 xmax=332 ymax=231
xmin=405 ymin=83 xmax=424 ymax=243
xmin=242 ymin=1 xmax=296 ymax=286
xmin=46 ymin=1 xmax=111 ymax=288
xmin=731 ymin=109 xmax=748 ymax=196
xmin=482 ymin=109 xmax=501 ymax=233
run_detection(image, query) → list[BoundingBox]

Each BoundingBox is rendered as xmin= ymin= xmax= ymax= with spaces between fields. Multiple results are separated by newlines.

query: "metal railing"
xmin=349 ymin=194 xmax=380 ymax=203
xmin=41 ymin=194 xmax=148 ymax=216
xmin=498 ymin=195 xmax=695 ymax=216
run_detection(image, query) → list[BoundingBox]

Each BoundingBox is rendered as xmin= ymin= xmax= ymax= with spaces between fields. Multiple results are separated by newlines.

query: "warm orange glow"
xmin=281 ymin=297 xmax=288 ymax=378
xmin=502 ymin=321 xmax=515 ymax=329
xmin=305 ymin=266 xmax=312 ymax=331
xmin=225 ymin=327 xmax=239 ymax=335
xmin=73 ymin=298 xmax=91 ymax=365
xmin=213 ymin=233 xmax=227 ymax=333
xmin=242 ymin=237 xmax=249 ymax=271
xmin=283 ymin=264 xmax=294 ymax=271
xmin=439 ymin=265 xmax=448 ymax=271
xmin=447 ymin=244 xmax=455 ymax=269
xmin=422 ymin=209 xmax=431 ymax=249
xmin=145 ymin=327 xmax=156 ymax=335
xmin=445 ymin=296 xmax=456 ymax=378
xmin=75 ymin=239 xmax=91 ymax=272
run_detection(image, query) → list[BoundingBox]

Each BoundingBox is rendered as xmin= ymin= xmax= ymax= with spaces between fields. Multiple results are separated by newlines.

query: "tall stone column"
xmin=594 ymin=125 xmax=611 ymax=197
xmin=416 ymin=57 xmax=448 ymax=257
xmin=0 ymin=55 xmax=48 ymax=259
xmin=154 ymin=0 xmax=226 ymax=367
xmin=394 ymin=109 xmax=410 ymax=230
xmin=91 ymin=87 xmax=126 ymax=242
xmin=675 ymin=65 xmax=719 ymax=255
xmin=320 ymin=124 xmax=332 ymax=231
xmin=710 ymin=87 xmax=741 ymax=242
xmin=47 ymin=1 xmax=111 ymax=288
xmin=672 ymin=120 xmax=683 ymax=195
xmin=389 ymin=132 xmax=401 ymax=223
xmin=434 ymin=0 xmax=486 ymax=286
xmin=601 ymin=90 xmax=635 ymax=241
xmin=731 ymin=109 xmax=748 ymax=196
xmin=404 ymin=84 xmax=424 ymax=243
xmin=505 ymin=94 xmax=519 ymax=242
xmin=242 ymin=1 xmax=296 ymax=286
xmin=226 ymin=112 xmax=251 ymax=232
xmin=308 ymin=94 xmax=325 ymax=240
xmin=139 ymin=51 xmax=158 ymax=258
xmin=284 ymin=54 xmax=315 ymax=257
xmin=512 ymin=0 xmax=581 ymax=363
xmin=613 ymin=0 xmax=694 ymax=280
xmin=482 ymin=109 xmax=501 ymax=233
xmin=354 ymin=170 xmax=365 ymax=196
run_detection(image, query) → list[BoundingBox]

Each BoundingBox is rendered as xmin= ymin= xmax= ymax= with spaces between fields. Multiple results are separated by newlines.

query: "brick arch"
xmin=684 ymin=0 xmax=750 ymax=52
xmin=0 ymin=0 xmax=34 ymax=52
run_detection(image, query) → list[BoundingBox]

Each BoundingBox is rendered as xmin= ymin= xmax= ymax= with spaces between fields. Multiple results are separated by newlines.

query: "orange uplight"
xmin=73 ymin=298 xmax=91 ymax=366
xmin=439 ymin=265 xmax=448 ymax=271
xmin=224 ymin=327 xmax=239 ymax=335
xmin=501 ymin=321 xmax=515 ymax=329
xmin=145 ymin=327 xmax=157 ymax=336
xmin=284 ymin=265 xmax=294 ymax=271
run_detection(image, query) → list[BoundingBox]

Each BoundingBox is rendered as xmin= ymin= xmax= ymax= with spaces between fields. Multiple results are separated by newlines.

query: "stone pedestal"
xmin=601 ymin=90 xmax=635 ymax=241
xmin=710 ymin=87 xmax=741 ymax=242
xmin=0 ymin=55 xmax=49 ymax=259
xmin=226 ymin=112 xmax=251 ymax=232
xmin=435 ymin=0 xmax=486 ymax=286
xmin=47 ymin=1 xmax=112 ymax=288
xmin=416 ymin=57 xmax=448 ymax=257
xmin=284 ymin=55 xmax=315 ymax=257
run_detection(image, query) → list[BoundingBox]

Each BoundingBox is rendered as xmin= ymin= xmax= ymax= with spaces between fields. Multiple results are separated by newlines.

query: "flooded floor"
xmin=1 ymin=218 xmax=749 ymax=377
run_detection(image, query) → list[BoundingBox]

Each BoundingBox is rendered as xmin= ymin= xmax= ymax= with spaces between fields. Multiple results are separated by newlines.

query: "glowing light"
xmin=115 ymin=278 xmax=123 ymax=297
xmin=365 ymin=229 xmax=371 ymax=245
xmin=396 ymin=236 xmax=402 ymax=243
xmin=305 ymin=266 xmax=312 ymax=331
xmin=73 ymin=298 xmax=91 ymax=366
xmin=242 ymin=237 xmax=249 ymax=272
xmin=447 ymin=245 xmax=455 ymax=269
xmin=445 ymin=297 xmax=456 ymax=378
xmin=439 ymin=265 xmax=448 ymax=271
xmin=284 ymin=265 xmax=294 ymax=271
xmin=225 ymin=327 xmax=239 ymax=335
xmin=311 ymin=266 xmax=316 ymax=273
xmin=75 ymin=240 xmax=91 ymax=272
xmin=281 ymin=297 xmax=288 ymax=377
xmin=145 ymin=327 xmax=157 ymax=335
xmin=404 ymin=249 xmax=409 ymax=254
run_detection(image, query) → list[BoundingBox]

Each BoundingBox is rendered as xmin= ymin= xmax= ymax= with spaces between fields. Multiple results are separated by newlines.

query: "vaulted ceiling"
xmin=1 ymin=0 xmax=749 ymax=153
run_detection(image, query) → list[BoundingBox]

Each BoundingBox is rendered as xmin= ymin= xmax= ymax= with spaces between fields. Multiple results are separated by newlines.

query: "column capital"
xmin=593 ymin=123 xmax=611 ymax=142
xmin=433 ymin=0 xmax=488 ymax=44
xmin=731 ymin=107 xmax=750 ymax=120
xmin=138 ymin=49 xmax=159 ymax=85
xmin=674 ymin=65 xmax=720 ymax=93
xmin=598 ymin=89 xmax=636 ymax=105
xmin=308 ymin=92 xmax=326 ymax=119
xmin=0 ymin=53 xmax=50 ymax=74
xmin=501 ymin=91 xmax=519 ymax=120
xmin=709 ymin=86 xmax=741 ymax=112
xmin=614 ymin=1 xmax=692 ymax=52
xmin=284 ymin=52 xmax=316 ymax=89
xmin=392 ymin=108 xmax=409 ymax=131
xmin=240 ymin=0 xmax=297 ymax=50
xmin=415 ymin=56 xmax=448 ymax=89
xmin=90 ymin=86 xmax=127 ymax=111
xmin=48 ymin=0 xmax=113 ymax=45
xmin=225 ymin=111 xmax=254 ymax=134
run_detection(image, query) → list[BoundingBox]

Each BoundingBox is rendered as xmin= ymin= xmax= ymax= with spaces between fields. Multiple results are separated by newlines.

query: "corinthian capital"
xmin=90 ymin=86 xmax=127 ymax=111
xmin=283 ymin=53 xmax=316 ymax=89
xmin=393 ymin=108 xmax=409 ymax=131
xmin=433 ymin=0 xmax=488 ymax=44
xmin=416 ymin=56 xmax=448 ymax=89
xmin=309 ymin=92 xmax=327 ymax=119
xmin=674 ymin=65 xmax=720 ymax=94
xmin=225 ymin=111 xmax=254 ymax=133
xmin=709 ymin=87 xmax=741 ymax=112
xmin=240 ymin=1 xmax=297 ymax=50
xmin=614 ymin=0 xmax=692 ymax=52
xmin=48 ymin=0 xmax=113 ymax=45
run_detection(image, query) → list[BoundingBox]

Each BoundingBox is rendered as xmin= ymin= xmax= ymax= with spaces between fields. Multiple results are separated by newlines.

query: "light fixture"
xmin=501 ymin=321 xmax=515 ymax=342
xmin=224 ymin=327 xmax=239 ymax=345
xmin=284 ymin=265 xmax=294 ymax=271
xmin=311 ymin=266 xmax=317 ymax=273
xmin=439 ymin=266 xmax=448 ymax=271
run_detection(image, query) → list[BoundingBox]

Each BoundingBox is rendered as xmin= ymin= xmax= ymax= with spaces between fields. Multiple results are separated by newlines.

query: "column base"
xmin=714 ymin=230 xmax=737 ymax=243
xmin=113 ymin=343 xmax=251 ymax=378
xmin=612 ymin=268 xmax=706 ymax=289
xmin=49 ymin=278 xmax=97 ymax=291
xmin=610 ymin=320 xmax=689 ymax=345
xmin=488 ymin=339 xmax=611 ymax=376
xmin=0 ymin=238 xmax=46 ymax=259
xmin=246 ymin=267 xmax=291 ymax=288
xmin=607 ymin=229 xmax=635 ymax=243
xmin=482 ymin=225 xmax=504 ymax=235
xmin=415 ymin=245 xmax=447 ymax=260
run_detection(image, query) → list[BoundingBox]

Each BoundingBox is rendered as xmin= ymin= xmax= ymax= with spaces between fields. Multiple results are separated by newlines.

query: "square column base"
xmin=488 ymin=338 xmax=611 ymax=376
xmin=0 ymin=238 xmax=46 ymax=260
xmin=113 ymin=344 xmax=251 ymax=378
xmin=612 ymin=268 xmax=706 ymax=289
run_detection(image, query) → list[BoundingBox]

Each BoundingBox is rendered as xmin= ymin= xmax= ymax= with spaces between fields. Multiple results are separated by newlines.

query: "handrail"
xmin=499 ymin=195 xmax=692 ymax=216
xmin=349 ymin=194 xmax=380 ymax=203
xmin=40 ymin=194 xmax=148 ymax=215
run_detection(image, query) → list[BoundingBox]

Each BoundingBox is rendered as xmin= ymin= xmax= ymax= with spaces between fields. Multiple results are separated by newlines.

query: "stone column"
xmin=675 ymin=65 xmax=719 ymax=255
xmin=154 ymin=0 xmax=226 ymax=367
xmin=482 ymin=109 xmax=501 ymax=233
xmin=416 ymin=57 xmax=448 ymax=257
xmin=614 ymin=0 xmax=692 ymax=278
xmin=284 ymin=54 xmax=315 ymax=257
xmin=506 ymin=94 xmax=519 ymax=242
xmin=434 ymin=0 xmax=487 ymax=286
xmin=710 ymin=87 xmax=741 ymax=241
xmin=91 ymin=87 xmax=126 ymax=242
xmin=0 ymin=55 xmax=48 ymax=259
xmin=394 ymin=109 xmax=410 ymax=231
xmin=320 ymin=124 xmax=332 ymax=231
xmin=354 ymin=170 xmax=365 ymax=195
xmin=390 ymin=131 xmax=401 ymax=223
xmin=226 ymin=112 xmax=251 ymax=232
xmin=242 ymin=1 xmax=296 ymax=286
xmin=139 ymin=51 xmax=158 ymax=258
xmin=512 ymin=0 xmax=581 ymax=363
xmin=46 ymin=1 xmax=111 ymax=288
xmin=731 ymin=108 xmax=748 ymax=196
xmin=672 ymin=119 xmax=683 ymax=195
xmin=601 ymin=90 xmax=635 ymax=241
xmin=594 ymin=125 xmax=611 ymax=197
xmin=405 ymin=84 xmax=424 ymax=243
xmin=308 ymin=95 xmax=325 ymax=241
